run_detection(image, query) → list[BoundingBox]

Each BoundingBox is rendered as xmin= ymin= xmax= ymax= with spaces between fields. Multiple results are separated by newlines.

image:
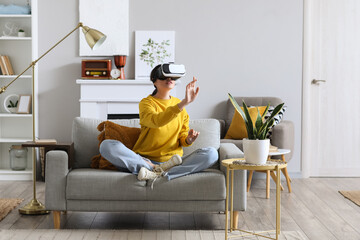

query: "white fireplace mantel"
xmin=76 ymin=79 xmax=179 ymax=120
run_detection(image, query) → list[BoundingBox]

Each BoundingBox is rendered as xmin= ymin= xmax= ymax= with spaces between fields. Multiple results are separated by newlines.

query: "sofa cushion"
xmin=184 ymin=119 xmax=220 ymax=157
xmin=66 ymin=169 xmax=147 ymax=200
xmin=147 ymin=169 xmax=226 ymax=201
xmin=66 ymin=168 xmax=226 ymax=201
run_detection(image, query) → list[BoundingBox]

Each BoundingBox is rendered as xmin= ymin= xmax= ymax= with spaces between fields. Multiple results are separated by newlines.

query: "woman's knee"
xmin=207 ymin=147 xmax=219 ymax=163
xmin=99 ymin=139 xmax=123 ymax=156
xmin=198 ymin=147 xmax=218 ymax=164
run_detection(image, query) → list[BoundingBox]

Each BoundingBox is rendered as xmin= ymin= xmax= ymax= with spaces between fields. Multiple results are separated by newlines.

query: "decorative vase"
xmin=114 ymin=55 xmax=127 ymax=80
xmin=243 ymin=139 xmax=270 ymax=164
xmin=9 ymin=145 xmax=28 ymax=171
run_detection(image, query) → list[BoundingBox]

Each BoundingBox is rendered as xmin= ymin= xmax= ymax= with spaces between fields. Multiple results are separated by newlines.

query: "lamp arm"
xmin=0 ymin=23 xmax=84 ymax=93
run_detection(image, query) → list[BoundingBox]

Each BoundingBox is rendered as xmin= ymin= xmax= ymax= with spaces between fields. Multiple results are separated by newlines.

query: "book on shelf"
xmin=0 ymin=55 xmax=8 ymax=75
xmin=34 ymin=139 xmax=57 ymax=144
xmin=4 ymin=56 xmax=14 ymax=75
xmin=0 ymin=55 xmax=14 ymax=75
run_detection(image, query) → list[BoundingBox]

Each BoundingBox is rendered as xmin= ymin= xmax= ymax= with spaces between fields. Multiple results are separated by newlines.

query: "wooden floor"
xmin=0 ymin=178 xmax=359 ymax=240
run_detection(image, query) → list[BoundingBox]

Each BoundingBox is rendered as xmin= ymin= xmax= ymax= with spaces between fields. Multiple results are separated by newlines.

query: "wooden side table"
xmin=222 ymin=158 xmax=287 ymax=240
xmin=22 ymin=142 xmax=74 ymax=180
xmin=247 ymin=149 xmax=291 ymax=199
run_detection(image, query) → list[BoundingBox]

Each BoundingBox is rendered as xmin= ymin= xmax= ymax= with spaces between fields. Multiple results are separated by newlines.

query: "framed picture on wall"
xmin=17 ymin=95 xmax=31 ymax=114
xmin=79 ymin=0 xmax=129 ymax=56
xmin=135 ymin=31 xmax=175 ymax=80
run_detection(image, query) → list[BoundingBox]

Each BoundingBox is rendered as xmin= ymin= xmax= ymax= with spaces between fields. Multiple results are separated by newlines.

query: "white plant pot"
xmin=18 ymin=32 xmax=26 ymax=37
xmin=9 ymin=108 xmax=17 ymax=113
xmin=243 ymin=139 xmax=270 ymax=164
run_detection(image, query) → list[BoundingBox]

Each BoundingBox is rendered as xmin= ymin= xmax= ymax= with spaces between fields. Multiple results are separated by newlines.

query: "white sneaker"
xmin=154 ymin=154 xmax=182 ymax=173
xmin=137 ymin=167 xmax=160 ymax=181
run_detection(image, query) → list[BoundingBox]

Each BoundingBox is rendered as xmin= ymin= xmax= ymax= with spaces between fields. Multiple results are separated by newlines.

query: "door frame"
xmin=302 ymin=0 xmax=318 ymax=178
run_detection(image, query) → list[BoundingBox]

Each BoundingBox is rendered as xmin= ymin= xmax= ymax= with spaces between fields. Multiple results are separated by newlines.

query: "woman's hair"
xmin=150 ymin=64 xmax=161 ymax=96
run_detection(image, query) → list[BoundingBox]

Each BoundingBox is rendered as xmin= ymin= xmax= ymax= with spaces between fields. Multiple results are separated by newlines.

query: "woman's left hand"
xmin=186 ymin=129 xmax=200 ymax=144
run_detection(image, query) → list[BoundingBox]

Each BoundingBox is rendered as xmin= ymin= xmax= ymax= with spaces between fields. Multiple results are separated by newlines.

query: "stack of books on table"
xmin=0 ymin=55 xmax=14 ymax=75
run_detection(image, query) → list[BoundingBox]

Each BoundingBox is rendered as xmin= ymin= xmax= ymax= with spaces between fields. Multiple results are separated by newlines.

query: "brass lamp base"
xmin=19 ymin=199 xmax=49 ymax=215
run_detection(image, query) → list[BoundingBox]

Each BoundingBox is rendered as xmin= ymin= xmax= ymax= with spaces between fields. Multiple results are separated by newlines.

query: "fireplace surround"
xmin=76 ymin=79 xmax=179 ymax=119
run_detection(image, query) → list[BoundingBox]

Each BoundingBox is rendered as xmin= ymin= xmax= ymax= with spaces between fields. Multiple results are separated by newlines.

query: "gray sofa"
xmin=45 ymin=117 xmax=246 ymax=229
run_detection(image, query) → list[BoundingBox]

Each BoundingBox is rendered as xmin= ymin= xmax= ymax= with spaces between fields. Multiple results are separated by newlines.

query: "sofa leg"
xmin=53 ymin=211 xmax=61 ymax=229
xmin=232 ymin=211 xmax=239 ymax=229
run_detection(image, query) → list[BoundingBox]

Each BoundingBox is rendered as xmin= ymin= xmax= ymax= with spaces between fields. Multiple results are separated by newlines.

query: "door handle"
xmin=312 ymin=79 xmax=326 ymax=84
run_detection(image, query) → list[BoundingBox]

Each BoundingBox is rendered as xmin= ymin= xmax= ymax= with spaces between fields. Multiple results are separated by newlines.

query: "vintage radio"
xmin=81 ymin=59 xmax=111 ymax=79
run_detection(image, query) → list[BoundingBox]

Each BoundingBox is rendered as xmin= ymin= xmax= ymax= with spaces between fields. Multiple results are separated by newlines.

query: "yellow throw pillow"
xmin=224 ymin=106 xmax=267 ymax=140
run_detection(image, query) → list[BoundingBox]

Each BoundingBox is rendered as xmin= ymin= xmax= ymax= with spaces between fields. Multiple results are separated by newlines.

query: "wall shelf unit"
xmin=0 ymin=0 xmax=38 ymax=180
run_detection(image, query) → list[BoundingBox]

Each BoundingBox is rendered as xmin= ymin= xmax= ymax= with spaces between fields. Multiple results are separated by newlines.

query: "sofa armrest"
xmin=219 ymin=143 xmax=246 ymax=211
xmin=271 ymin=120 xmax=295 ymax=161
xmin=45 ymin=150 xmax=69 ymax=211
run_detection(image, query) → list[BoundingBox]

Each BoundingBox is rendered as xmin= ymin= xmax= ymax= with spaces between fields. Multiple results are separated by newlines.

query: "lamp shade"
xmin=82 ymin=26 xmax=106 ymax=50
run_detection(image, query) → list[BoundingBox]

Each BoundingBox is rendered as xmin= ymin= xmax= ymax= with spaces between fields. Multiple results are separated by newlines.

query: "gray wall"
xmin=38 ymin=0 xmax=303 ymax=174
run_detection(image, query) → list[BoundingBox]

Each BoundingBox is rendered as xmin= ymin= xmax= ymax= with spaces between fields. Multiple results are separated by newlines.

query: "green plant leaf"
xmin=242 ymin=101 xmax=255 ymax=139
xmin=228 ymin=93 xmax=252 ymax=138
xmin=261 ymin=104 xmax=270 ymax=118
xmin=255 ymin=108 xmax=263 ymax=131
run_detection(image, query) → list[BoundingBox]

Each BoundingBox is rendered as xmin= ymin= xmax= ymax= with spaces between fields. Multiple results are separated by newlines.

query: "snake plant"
xmin=228 ymin=93 xmax=284 ymax=140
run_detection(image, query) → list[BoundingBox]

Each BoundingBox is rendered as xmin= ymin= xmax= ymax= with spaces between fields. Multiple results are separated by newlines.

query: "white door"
xmin=302 ymin=0 xmax=360 ymax=177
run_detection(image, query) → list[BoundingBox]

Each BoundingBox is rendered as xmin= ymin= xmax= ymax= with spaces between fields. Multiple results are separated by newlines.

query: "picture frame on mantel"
xmin=79 ymin=0 xmax=129 ymax=56
xmin=135 ymin=31 xmax=175 ymax=80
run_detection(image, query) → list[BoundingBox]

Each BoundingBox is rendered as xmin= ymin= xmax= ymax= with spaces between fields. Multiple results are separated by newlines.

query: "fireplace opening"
xmin=107 ymin=114 xmax=140 ymax=119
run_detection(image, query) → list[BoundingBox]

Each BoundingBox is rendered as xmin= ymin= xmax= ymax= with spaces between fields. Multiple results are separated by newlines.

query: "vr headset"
xmin=154 ymin=63 xmax=186 ymax=80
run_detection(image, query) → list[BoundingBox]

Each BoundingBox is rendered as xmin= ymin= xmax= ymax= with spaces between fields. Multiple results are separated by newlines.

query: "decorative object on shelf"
xmin=81 ymin=59 xmax=111 ymax=79
xmin=3 ymin=93 xmax=19 ymax=113
xmin=228 ymin=93 xmax=284 ymax=164
xmin=79 ymin=0 xmax=129 ymax=56
xmin=135 ymin=31 xmax=175 ymax=80
xmin=110 ymin=68 xmax=120 ymax=79
xmin=0 ymin=55 xmax=14 ymax=75
xmin=2 ymin=22 xmax=19 ymax=37
xmin=114 ymin=55 xmax=126 ymax=80
xmin=16 ymin=95 xmax=31 ymax=114
xmin=9 ymin=145 xmax=27 ymax=171
xmin=0 ymin=4 xmax=31 ymax=15
xmin=18 ymin=29 xmax=26 ymax=37
xmin=0 ymin=22 xmax=106 ymax=215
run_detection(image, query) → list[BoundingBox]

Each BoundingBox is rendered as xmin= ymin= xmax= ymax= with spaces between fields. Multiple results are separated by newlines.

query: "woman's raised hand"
xmin=178 ymin=77 xmax=200 ymax=110
xmin=185 ymin=77 xmax=200 ymax=104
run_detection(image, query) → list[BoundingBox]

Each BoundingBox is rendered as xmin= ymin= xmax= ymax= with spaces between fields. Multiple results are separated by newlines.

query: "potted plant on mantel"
xmin=228 ymin=93 xmax=284 ymax=164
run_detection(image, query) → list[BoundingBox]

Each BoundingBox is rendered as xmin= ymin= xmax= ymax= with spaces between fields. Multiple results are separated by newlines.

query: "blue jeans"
xmin=99 ymin=139 xmax=218 ymax=180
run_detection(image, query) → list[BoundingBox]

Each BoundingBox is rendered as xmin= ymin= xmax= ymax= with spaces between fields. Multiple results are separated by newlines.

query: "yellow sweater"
xmin=132 ymin=95 xmax=191 ymax=162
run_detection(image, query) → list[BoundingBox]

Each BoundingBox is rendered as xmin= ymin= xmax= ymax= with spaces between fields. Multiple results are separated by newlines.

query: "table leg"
xmin=276 ymin=165 xmax=281 ymax=239
xmin=266 ymin=170 xmax=270 ymax=199
xmin=230 ymin=169 xmax=234 ymax=232
xmin=225 ymin=167 xmax=229 ymax=239
xmin=270 ymin=171 xmax=284 ymax=191
xmin=281 ymin=167 xmax=292 ymax=193
xmin=247 ymin=170 xmax=254 ymax=192
xmin=281 ymin=155 xmax=292 ymax=183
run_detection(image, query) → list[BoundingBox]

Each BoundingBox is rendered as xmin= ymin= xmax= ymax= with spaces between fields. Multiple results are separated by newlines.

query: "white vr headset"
xmin=155 ymin=63 xmax=186 ymax=80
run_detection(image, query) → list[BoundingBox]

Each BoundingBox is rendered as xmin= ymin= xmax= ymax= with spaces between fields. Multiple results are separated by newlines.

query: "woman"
xmin=100 ymin=64 xmax=218 ymax=181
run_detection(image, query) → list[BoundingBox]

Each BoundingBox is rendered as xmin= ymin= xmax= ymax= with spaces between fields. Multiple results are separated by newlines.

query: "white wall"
xmin=38 ymin=0 xmax=303 ymax=174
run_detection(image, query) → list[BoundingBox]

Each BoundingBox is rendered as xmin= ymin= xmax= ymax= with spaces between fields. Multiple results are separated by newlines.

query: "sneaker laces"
xmin=150 ymin=169 xmax=168 ymax=190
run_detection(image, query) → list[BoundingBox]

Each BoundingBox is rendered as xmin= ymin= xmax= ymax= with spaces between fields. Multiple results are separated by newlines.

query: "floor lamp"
xmin=0 ymin=22 xmax=106 ymax=215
